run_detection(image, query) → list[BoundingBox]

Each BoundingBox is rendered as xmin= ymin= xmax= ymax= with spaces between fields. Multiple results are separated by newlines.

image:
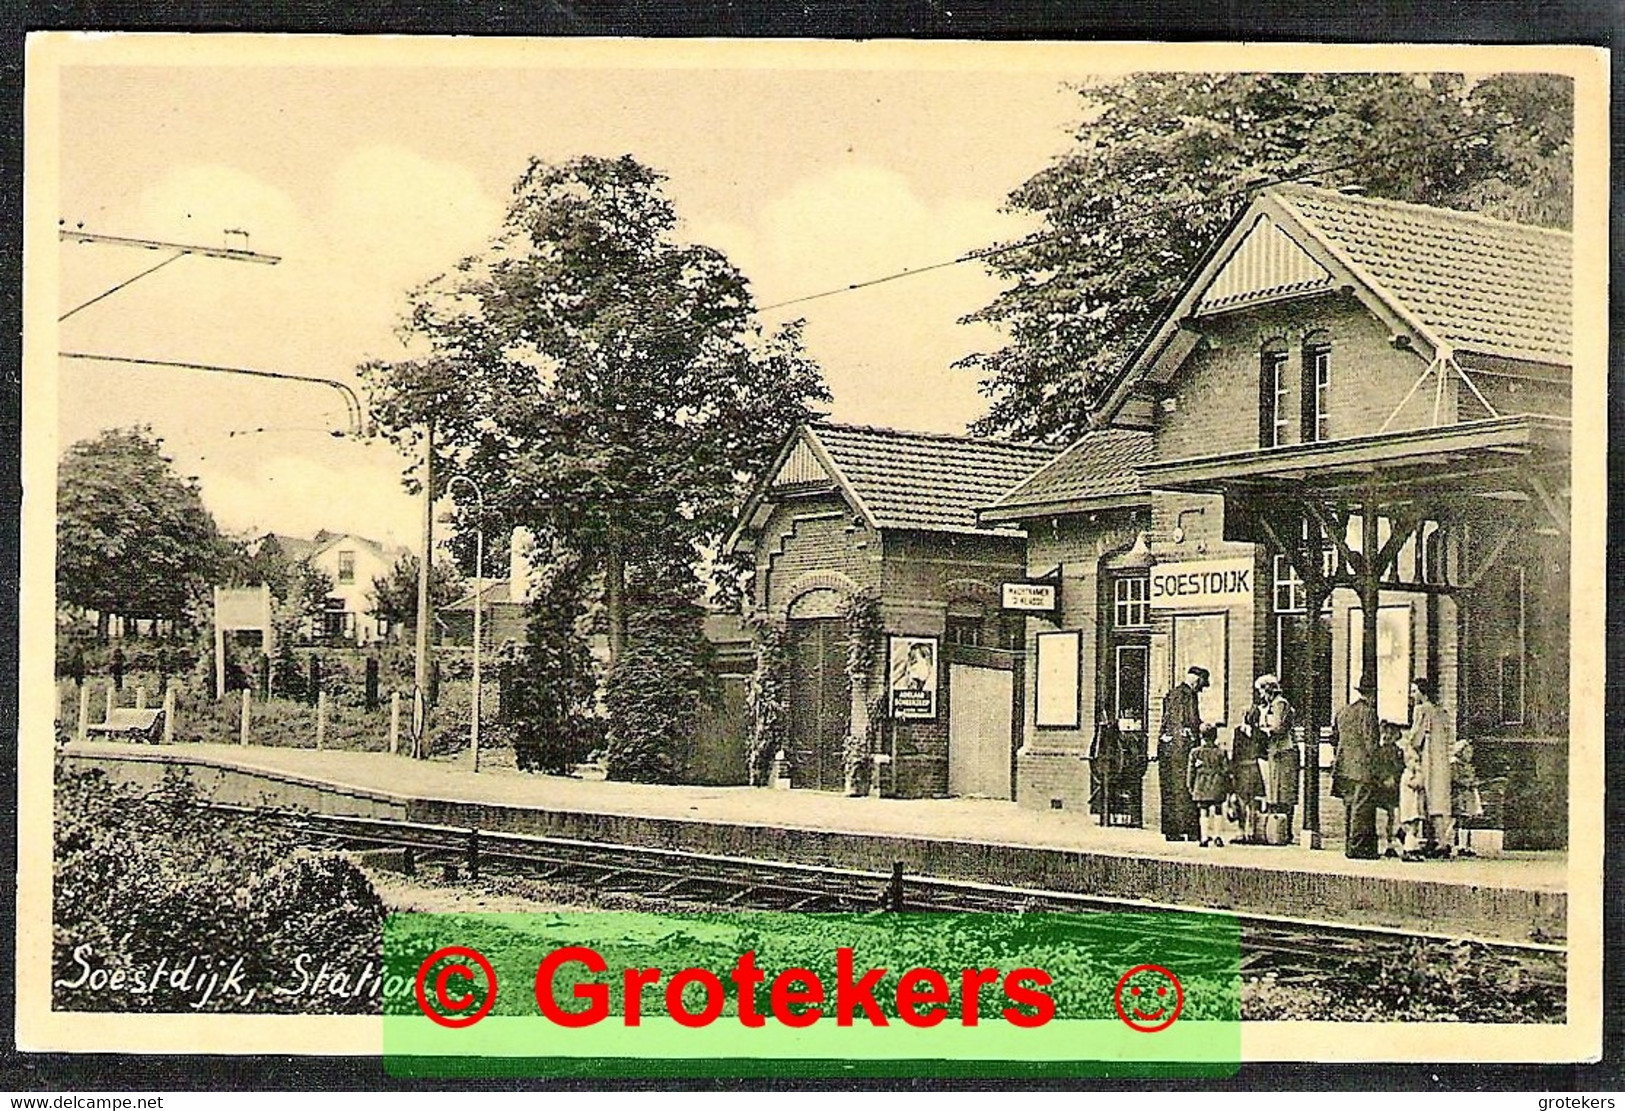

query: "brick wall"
xmin=757 ymin=496 xmax=881 ymax=615
xmin=752 ymin=508 xmax=1030 ymax=800
xmin=1156 ymin=295 xmax=1442 ymax=462
xmin=1015 ymin=512 xmax=1145 ymax=808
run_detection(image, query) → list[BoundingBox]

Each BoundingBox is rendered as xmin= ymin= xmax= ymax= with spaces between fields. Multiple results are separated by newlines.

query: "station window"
xmin=1302 ymin=331 xmax=1331 ymax=443
xmin=337 ymin=550 xmax=356 ymax=584
xmin=945 ymin=614 xmax=984 ymax=648
xmin=1260 ymin=340 xmax=1290 ymax=448
xmin=1113 ymin=576 xmax=1149 ymax=629
xmin=1273 ymin=555 xmax=1306 ymax=613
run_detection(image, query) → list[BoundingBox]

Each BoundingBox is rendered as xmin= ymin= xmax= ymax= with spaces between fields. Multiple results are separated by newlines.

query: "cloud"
xmin=688 ymin=164 xmax=1034 ymax=434
xmin=191 ymin=445 xmax=420 ymax=550
xmin=328 ymin=145 xmax=505 ymax=294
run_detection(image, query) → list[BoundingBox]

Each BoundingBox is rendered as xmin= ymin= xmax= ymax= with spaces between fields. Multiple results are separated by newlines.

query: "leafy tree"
xmin=603 ymin=591 xmax=715 ymax=783
xmin=367 ymin=553 xmax=461 ymax=634
xmin=272 ymin=560 xmax=334 ymax=646
xmin=361 ymin=154 xmax=829 ymax=668
xmin=56 ymin=427 xmax=227 ymax=634
xmin=961 ymin=73 xmax=1574 ymax=441
xmin=507 ymin=545 xmax=601 ymax=774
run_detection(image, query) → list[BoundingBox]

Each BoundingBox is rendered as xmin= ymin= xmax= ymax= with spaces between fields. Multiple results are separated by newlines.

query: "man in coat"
xmin=1158 ymin=666 xmax=1208 ymax=841
xmin=1332 ymin=674 xmax=1381 ymax=860
xmin=1408 ymin=676 xmax=1457 ymax=857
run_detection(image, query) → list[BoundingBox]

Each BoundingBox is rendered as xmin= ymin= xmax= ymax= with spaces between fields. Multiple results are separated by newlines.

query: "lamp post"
xmin=446 ymin=475 xmax=485 ymax=772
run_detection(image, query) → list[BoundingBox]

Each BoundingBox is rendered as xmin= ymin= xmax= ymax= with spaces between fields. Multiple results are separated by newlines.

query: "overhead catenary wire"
xmin=59 ymin=351 xmax=366 ymax=435
xmin=408 ymin=119 xmax=1517 ymax=354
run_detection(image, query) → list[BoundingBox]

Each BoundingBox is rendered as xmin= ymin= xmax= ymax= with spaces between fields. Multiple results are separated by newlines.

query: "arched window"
xmin=1259 ymin=337 xmax=1290 ymax=448
xmin=1302 ymin=330 xmax=1332 ymax=443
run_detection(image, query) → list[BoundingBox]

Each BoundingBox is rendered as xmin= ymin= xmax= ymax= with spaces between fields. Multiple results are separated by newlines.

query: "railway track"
xmin=206 ymin=802 xmax=1567 ymax=992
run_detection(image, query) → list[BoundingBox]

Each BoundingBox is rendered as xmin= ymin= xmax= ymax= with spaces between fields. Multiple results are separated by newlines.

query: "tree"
xmin=960 ymin=73 xmax=1575 ymax=441
xmin=362 ymin=154 xmax=830 ymax=666
xmin=603 ymin=591 xmax=715 ymax=783
xmin=57 ymin=427 xmax=227 ymax=634
xmin=272 ymin=560 xmax=334 ymax=646
xmin=367 ymin=553 xmax=461 ymax=635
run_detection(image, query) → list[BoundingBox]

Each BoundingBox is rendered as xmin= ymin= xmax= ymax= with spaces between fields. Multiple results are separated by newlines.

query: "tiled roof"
xmin=1273 ymin=185 xmax=1571 ymax=365
xmin=808 ymin=422 xmax=1062 ymax=535
xmin=980 ymin=427 xmax=1152 ymax=520
xmin=445 ymin=578 xmax=515 ymax=611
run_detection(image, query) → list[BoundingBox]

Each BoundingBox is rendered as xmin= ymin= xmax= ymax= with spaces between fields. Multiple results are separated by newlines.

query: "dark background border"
xmin=3 ymin=0 xmax=1620 ymax=1092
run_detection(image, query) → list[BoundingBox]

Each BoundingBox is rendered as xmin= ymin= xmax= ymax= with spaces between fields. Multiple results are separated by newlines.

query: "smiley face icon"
xmin=1113 ymin=964 xmax=1184 ymax=1032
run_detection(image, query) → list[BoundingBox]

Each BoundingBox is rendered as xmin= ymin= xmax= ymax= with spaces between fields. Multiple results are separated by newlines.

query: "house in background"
xmin=440 ymin=527 xmax=537 ymax=651
xmin=251 ymin=530 xmax=408 ymax=646
xmin=306 ymin=533 xmax=408 ymax=645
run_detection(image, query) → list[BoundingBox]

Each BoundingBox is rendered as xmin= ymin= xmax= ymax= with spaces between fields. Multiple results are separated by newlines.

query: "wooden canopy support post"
xmin=1299 ymin=521 xmax=1329 ymax=847
xmin=1359 ymin=487 xmax=1382 ymax=705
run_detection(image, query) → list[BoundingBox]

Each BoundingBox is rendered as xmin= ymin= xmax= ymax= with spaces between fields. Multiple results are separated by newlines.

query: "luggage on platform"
xmin=1262 ymin=811 xmax=1291 ymax=846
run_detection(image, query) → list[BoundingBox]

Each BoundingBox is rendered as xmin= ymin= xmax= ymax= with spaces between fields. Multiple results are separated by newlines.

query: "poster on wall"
xmin=1034 ymin=630 xmax=1081 ymax=729
xmin=1348 ymin=606 xmax=1414 ymax=725
xmin=888 ymin=635 xmax=940 ymax=720
xmin=1172 ymin=611 xmax=1229 ymax=726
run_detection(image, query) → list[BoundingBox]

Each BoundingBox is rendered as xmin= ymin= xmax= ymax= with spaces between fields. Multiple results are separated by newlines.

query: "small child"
xmin=1374 ymin=722 xmax=1406 ymax=858
xmin=1187 ymin=723 xmax=1232 ymax=848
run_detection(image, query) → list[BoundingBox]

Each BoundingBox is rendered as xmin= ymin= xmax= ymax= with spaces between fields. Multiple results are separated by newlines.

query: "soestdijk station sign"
xmin=1149 ymin=558 xmax=1253 ymax=610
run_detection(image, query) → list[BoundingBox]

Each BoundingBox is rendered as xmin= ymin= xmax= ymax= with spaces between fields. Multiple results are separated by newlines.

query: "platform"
xmin=60 ymin=741 xmax=1567 ymax=944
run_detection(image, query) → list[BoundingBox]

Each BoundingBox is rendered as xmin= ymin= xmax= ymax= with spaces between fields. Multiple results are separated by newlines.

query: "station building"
xmin=979 ymin=184 xmax=1571 ymax=848
xmin=727 ymin=422 xmax=1059 ymax=798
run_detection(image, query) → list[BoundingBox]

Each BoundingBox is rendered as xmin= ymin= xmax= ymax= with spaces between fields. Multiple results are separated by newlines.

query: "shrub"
xmin=53 ymin=761 xmax=387 ymax=1013
xmin=604 ymin=595 xmax=715 ymax=784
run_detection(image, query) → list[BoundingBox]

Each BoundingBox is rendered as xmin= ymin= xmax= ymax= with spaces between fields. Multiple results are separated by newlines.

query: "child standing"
xmin=1397 ymin=722 xmax=1429 ymax=861
xmin=1188 ymin=723 xmax=1232 ymax=849
xmin=1374 ymin=722 xmax=1407 ymax=858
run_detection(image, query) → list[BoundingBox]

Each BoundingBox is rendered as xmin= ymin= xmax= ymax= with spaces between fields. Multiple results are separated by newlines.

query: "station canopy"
xmin=1139 ymin=413 xmax=1571 ymax=596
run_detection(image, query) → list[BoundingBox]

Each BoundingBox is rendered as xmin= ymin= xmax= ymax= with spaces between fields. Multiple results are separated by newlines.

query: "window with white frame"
xmin=1303 ymin=332 xmax=1331 ymax=443
xmin=1311 ymin=345 xmax=1331 ymax=441
xmin=1113 ymin=576 xmax=1149 ymax=629
xmin=337 ymin=550 xmax=356 ymax=585
xmin=1262 ymin=343 xmax=1290 ymax=448
xmin=1273 ymin=554 xmax=1306 ymax=613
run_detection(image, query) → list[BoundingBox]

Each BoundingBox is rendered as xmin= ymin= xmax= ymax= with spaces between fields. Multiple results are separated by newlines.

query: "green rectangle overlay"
xmin=382 ymin=910 xmax=1240 ymax=1078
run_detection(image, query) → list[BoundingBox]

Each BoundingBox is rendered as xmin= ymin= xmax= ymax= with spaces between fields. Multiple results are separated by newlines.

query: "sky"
xmin=50 ymin=42 xmax=1088 ymax=549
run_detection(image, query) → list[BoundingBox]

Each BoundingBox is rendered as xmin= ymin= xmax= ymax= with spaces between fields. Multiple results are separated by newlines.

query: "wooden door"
xmin=785 ymin=618 xmax=850 ymax=791
xmin=948 ymin=663 xmax=1014 ymax=798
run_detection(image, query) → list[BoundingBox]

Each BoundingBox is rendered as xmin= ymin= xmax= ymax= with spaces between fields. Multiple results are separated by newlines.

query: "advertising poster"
xmin=888 ymin=634 xmax=939 ymax=720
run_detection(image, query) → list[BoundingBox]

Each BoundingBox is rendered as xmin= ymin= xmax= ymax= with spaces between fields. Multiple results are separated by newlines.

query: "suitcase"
xmin=1262 ymin=812 xmax=1291 ymax=846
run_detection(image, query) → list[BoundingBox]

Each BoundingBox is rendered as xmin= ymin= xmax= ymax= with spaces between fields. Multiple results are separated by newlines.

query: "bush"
xmin=604 ymin=596 xmax=714 ymax=783
xmin=53 ymin=761 xmax=387 ymax=1013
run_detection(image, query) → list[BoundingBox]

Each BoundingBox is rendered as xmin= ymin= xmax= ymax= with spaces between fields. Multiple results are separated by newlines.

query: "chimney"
xmin=509 ymin=526 xmax=534 ymax=604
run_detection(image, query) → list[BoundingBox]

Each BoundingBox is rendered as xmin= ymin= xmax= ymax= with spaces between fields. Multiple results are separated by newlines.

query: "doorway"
xmin=784 ymin=617 xmax=850 ymax=791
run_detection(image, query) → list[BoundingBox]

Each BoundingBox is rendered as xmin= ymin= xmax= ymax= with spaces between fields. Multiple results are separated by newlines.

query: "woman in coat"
xmin=1407 ymin=676 xmax=1456 ymax=858
xmin=1257 ymin=675 xmax=1299 ymax=832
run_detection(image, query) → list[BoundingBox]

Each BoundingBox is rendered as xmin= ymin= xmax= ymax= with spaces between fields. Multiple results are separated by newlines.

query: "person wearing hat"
xmin=1257 ymin=674 xmax=1299 ymax=839
xmin=1158 ymin=665 xmax=1208 ymax=842
xmin=1332 ymin=673 xmax=1381 ymax=860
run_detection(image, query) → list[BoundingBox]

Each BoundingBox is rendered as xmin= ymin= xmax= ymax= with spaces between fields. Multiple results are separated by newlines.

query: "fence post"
xmin=77 ymin=683 xmax=90 ymax=743
xmin=103 ymin=685 xmax=115 ymax=725
xmin=240 ymin=688 xmax=251 ymax=745
xmin=389 ymin=692 xmax=401 ymax=755
xmin=162 ymin=686 xmax=175 ymax=745
xmin=135 ymin=685 xmax=147 ymax=710
xmin=316 ymin=690 xmax=327 ymax=750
